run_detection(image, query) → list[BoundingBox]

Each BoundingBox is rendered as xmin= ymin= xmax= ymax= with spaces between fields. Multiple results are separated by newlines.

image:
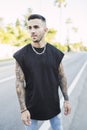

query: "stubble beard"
xmin=33 ymin=35 xmax=44 ymax=44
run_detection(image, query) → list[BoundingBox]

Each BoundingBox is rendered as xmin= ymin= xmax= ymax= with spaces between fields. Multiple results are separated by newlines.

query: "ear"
xmin=44 ymin=27 xmax=48 ymax=33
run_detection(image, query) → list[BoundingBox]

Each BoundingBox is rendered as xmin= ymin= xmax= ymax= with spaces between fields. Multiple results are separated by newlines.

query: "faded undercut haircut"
xmin=28 ymin=14 xmax=46 ymax=22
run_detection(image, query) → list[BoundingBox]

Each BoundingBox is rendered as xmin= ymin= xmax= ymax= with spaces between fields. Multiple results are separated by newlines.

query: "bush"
xmin=53 ymin=42 xmax=68 ymax=52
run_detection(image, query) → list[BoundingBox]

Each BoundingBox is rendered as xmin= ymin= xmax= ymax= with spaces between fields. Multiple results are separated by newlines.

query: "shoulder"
xmin=13 ymin=44 xmax=31 ymax=58
xmin=47 ymin=43 xmax=64 ymax=56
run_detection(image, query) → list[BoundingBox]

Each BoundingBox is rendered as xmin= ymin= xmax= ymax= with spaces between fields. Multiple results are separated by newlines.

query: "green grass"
xmin=0 ymin=58 xmax=13 ymax=62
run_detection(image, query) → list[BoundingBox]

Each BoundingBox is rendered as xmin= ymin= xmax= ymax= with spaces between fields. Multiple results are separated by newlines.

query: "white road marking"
xmin=0 ymin=76 xmax=15 ymax=83
xmin=39 ymin=61 xmax=87 ymax=130
xmin=0 ymin=61 xmax=87 ymax=130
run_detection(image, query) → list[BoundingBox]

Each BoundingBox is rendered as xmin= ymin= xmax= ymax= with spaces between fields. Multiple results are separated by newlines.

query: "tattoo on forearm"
xmin=15 ymin=61 xmax=27 ymax=111
xmin=58 ymin=63 xmax=69 ymax=100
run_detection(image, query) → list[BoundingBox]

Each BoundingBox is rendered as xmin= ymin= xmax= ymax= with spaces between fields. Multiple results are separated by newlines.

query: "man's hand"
xmin=64 ymin=101 xmax=71 ymax=115
xmin=21 ymin=110 xmax=31 ymax=126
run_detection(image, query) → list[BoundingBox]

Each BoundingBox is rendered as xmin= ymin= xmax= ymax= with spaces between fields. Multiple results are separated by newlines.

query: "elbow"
xmin=16 ymin=86 xmax=21 ymax=94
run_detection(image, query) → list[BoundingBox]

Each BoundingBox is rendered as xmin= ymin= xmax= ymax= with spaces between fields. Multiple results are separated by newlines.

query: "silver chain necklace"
xmin=31 ymin=44 xmax=46 ymax=55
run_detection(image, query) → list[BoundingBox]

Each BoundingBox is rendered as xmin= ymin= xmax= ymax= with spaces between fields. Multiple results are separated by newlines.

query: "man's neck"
xmin=31 ymin=41 xmax=46 ymax=48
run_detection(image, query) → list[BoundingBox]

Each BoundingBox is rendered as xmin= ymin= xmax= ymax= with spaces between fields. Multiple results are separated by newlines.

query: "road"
xmin=0 ymin=51 xmax=87 ymax=130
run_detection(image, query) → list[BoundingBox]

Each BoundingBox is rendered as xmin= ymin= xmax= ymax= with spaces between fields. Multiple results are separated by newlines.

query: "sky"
xmin=0 ymin=0 xmax=87 ymax=45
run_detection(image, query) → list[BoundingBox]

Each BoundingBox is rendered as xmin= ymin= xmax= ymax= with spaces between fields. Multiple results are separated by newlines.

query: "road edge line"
xmin=39 ymin=61 xmax=87 ymax=130
xmin=0 ymin=76 xmax=15 ymax=83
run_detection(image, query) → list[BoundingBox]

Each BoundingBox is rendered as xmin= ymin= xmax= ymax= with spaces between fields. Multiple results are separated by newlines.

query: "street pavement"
xmin=0 ymin=52 xmax=87 ymax=130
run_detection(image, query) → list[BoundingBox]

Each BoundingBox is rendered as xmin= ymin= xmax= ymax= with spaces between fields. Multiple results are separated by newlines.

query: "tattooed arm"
xmin=58 ymin=63 xmax=71 ymax=115
xmin=58 ymin=63 xmax=69 ymax=101
xmin=15 ymin=61 xmax=31 ymax=125
xmin=15 ymin=61 xmax=26 ymax=112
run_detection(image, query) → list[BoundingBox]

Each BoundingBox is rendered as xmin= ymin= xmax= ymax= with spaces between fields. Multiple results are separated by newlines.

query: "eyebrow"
xmin=28 ymin=25 xmax=40 ymax=29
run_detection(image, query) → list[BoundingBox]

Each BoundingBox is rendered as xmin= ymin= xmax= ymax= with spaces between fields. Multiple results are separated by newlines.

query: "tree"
xmin=54 ymin=0 xmax=67 ymax=44
xmin=15 ymin=18 xmax=21 ymax=27
xmin=55 ymin=0 xmax=67 ymax=7
xmin=46 ymin=29 xmax=57 ymax=43
xmin=23 ymin=8 xmax=32 ymax=27
xmin=72 ymin=27 xmax=78 ymax=33
xmin=65 ymin=17 xmax=72 ymax=45
xmin=72 ymin=26 xmax=83 ymax=46
xmin=0 ymin=17 xmax=4 ymax=26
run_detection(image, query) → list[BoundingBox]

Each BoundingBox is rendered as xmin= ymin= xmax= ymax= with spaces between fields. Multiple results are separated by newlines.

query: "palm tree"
xmin=65 ymin=18 xmax=72 ymax=44
xmin=72 ymin=26 xmax=83 ymax=45
xmin=15 ymin=18 xmax=21 ymax=27
xmin=55 ymin=0 xmax=67 ymax=44
xmin=55 ymin=0 xmax=67 ymax=7
xmin=0 ymin=17 xmax=4 ymax=26
xmin=23 ymin=8 xmax=32 ymax=27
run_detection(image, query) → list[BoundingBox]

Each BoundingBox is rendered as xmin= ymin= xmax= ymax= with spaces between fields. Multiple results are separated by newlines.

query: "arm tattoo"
xmin=58 ymin=63 xmax=69 ymax=101
xmin=15 ymin=61 xmax=27 ymax=112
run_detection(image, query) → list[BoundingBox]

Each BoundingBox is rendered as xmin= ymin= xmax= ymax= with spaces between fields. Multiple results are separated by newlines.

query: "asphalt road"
xmin=0 ymin=51 xmax=87 ymax=130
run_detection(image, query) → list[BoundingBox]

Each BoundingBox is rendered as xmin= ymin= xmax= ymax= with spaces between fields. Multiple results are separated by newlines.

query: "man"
xmin=13 ymin=14 xmax=71 ymax=130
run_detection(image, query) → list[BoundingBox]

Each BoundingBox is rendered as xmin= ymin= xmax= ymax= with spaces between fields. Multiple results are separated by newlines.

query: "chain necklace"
xmin=31 ymin=44 xmax=46 ymax=55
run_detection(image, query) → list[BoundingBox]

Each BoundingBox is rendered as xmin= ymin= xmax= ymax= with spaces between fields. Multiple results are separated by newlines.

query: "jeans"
xmin=25 ymin=114 xmax=63 ymax=130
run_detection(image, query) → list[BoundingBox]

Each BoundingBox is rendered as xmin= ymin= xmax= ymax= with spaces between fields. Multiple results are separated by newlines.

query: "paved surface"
xmin=62 ymin=61 xmax=87 ymax=130
xmin=0 ymin=52 xmax=87 ymax=130
xmin=69 ymin=66 xmax=87 ymax=130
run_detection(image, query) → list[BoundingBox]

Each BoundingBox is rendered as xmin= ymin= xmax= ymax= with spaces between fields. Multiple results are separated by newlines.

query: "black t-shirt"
xmin=13 ymin=43 xmax=64 ymax=120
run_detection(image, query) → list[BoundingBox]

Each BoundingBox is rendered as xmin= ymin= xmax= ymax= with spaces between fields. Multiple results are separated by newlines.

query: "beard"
xmin=32 ymin=35 xmax=44 ymax=43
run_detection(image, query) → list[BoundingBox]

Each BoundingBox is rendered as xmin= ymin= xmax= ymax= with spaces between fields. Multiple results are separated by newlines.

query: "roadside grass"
xmin=0 ymin=58 xmax=13 ymax=62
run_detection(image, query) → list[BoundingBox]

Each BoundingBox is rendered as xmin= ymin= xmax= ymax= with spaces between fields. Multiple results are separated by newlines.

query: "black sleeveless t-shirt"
xmin=13 ymin=43 xmax=64 ymax=120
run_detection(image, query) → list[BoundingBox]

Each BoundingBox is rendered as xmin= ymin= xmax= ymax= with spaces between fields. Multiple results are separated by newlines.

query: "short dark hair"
xmin=28 ymin=14 xmax=46 ymax=22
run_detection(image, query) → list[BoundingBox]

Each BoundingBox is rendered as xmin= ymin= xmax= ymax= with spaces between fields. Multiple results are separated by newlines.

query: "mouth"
xmin=31 ymin=35 xmax=37 ymax=38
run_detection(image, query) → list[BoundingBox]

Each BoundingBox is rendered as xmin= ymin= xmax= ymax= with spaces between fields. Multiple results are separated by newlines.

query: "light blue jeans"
xmin=25 ymin=114 xmax=63 ymax=130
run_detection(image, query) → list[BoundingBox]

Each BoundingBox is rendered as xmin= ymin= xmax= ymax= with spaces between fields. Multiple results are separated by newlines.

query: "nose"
xmin=30 ymin=28 xmax=36 ymax=33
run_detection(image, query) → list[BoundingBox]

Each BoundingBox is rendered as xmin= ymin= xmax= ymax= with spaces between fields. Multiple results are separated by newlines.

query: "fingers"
xmin=64 ymin=101 xmax=71 ymax=116
xmin=64 ymin=106 xmax=71 ymax=115
xmin=21 ymin=110 xmax=31 ymax=126
xmin=27 ymin=112 xmax=32 ymax=125
xmin=23 ymin=116 xmax=31 ymax=126
xmin=23 ymin=118 xmax=31 ymax=126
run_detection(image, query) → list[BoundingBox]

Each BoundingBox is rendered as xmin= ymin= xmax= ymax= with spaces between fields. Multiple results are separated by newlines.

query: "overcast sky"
xmin=0 ymin=0 xmax=87 ymax=44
